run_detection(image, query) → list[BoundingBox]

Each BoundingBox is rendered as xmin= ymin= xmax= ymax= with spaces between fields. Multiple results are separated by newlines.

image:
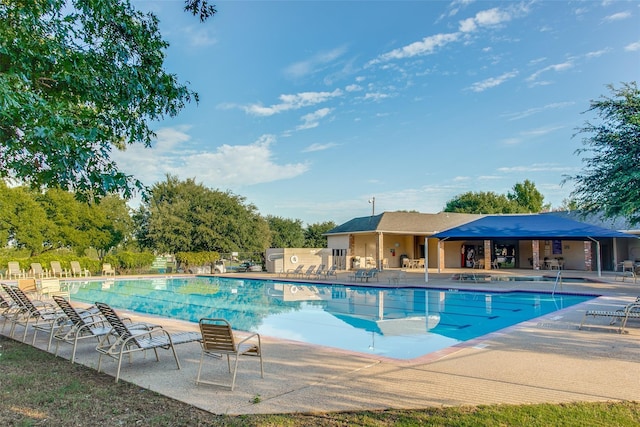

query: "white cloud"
xmin=242 ymin=90 xmax=343 ymax=116
xmin=112 ymin=131 xmax=308 ymax=189
xmin=585 ymin=49 xmax=609 ymax=58
xmin=345 ymin=84 xmax=363 ymax=92
xmin=182 ymin=26 xmax=217 ymax=47
xmin=503 ymin=102 xmax=575 ymax=121
xmin=459 ymin=6 xmax=519 ymax=33
xmin=603 ymin=11 xmax=631 ymax=22
xmin=368 ymin=33 xmax=460 ymax=65
xmin=296 ymin=108 xmax=332 ymax=131
xmin=625 ymin=41 xmax=640 ymax=51
xmin=526 ymin=61 xmax=574 ymax=83
xmin=469 ymin=70 xmax=518 ymax=92
xmin=303 ymin=142 xmax=338 ymax=152
xmin=520 ymin=125 xmax=565 ymax=137
xmin=285 ymin=46 xmax=348 ymax=78
xmin=364 ymin=92 xmax=391 ymax=101
xmin=497 ymin=163 xmax=576 ymax=173
xmin=369 ymin=4 xmax=529 ymax=67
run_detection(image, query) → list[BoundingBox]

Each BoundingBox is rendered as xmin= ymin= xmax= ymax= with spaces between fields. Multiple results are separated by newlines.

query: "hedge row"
xmin=1 ymin=251 xmax=222 ymax=276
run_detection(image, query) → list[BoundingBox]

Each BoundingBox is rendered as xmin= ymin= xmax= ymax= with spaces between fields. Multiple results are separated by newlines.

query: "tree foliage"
xmin=136 ymin=176 xmax=271 ymax=254
xmin=0 ymin=0 xmax=200 ymax=199
xmin=266 ymin=216 xmax=305 ymax=248
xmin=0 ymin=183 xmax=132 ymax=256
xmin=444 ymin=191 xmax=515 ymax=214
xmin=304 ymin=221 xmax=336 ymax=248
xmin=507 ymin=179 xmax=548 ymax=213
xmin=184 ymin=0 xmax=217 ymax=22
xmin=565 ymin=82 xmax=640 ymax=224
xmin=444 ymin=181 xmax=548 ymax=214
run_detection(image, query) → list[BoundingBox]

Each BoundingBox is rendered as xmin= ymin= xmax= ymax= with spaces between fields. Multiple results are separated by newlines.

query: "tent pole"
xmin=424 ymin=236 xmax=428 ymax=283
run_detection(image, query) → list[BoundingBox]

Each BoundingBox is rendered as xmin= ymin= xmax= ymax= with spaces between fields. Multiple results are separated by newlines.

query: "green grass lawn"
xmin=0 ymin=336 xmax=638 ymax=426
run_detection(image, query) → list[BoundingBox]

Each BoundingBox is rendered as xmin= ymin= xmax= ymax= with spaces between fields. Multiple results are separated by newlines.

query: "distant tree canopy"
xmin=135 ymin=176 xmax=270 ymax=254
xmin=0 ymin=182 xmax=132 ymax=256
xmin=444 ymin=180 xmax=548 ymax=214
xmin=0 ymin=0 xmax=213 ymax=200
xmin=565 ymin=82 xmax=640 ymax=225
xmin=266 ymin=216 xmax=305 ymax=248
xmin=304 ymin=221 xmax=336 ymax=248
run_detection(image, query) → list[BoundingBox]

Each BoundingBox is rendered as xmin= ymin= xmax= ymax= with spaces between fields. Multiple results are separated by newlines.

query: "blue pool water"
xmin=69 ymin=276 xmax=594 ymax=360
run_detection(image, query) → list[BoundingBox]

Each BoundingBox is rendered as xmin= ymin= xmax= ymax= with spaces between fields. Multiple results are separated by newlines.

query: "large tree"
xmin=507 ymin=179 xmax=548 ymax=213
xmin=0 ymin=183 xmax=132 ymax=255
xmin=304 ymin=221 xmax=336 ymax=248
xmin=136 ymin=176 xmax=270 ymax=254
xmin=565 ymin=82 xmax=640 ymax=224
xmin=444 ymin=191 xmax=516 ymax=214
xmin=444 ymin=181 xmax=548 ymax=214
xmin=266 ymin=216 xmax=305 ymax=248
xmin=0 ymin=0 xmax=213 ymax=200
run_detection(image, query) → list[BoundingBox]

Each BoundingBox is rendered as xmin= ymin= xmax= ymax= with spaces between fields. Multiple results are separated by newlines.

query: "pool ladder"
xmin=551 ymin=270 xmax=562 ymax=296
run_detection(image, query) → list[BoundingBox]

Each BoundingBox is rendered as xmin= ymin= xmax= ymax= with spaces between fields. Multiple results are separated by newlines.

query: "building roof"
xmin=431 ymin=214 xmax=637 ymax=240
xmin=326 ymin=211 xmax=481 ymax=236
xmin=543 ymin=211 xmax=640 ymax=233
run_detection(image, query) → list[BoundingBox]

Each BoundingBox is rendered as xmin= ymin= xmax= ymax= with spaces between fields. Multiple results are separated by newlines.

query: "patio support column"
xmin=531 ymin=240 xmax=540 ymax=270
xmin=376 ymin=232 xmax=383 ymax=270
xmin=584 ymin=240 xmax=596 ymax=274
xmin=437 ymin=239 xmax=446 ymax=272
xmin=348 ymin=234 xmax=355 ymax=270
xmin=483 ymin=240 xmax=491 ymax=270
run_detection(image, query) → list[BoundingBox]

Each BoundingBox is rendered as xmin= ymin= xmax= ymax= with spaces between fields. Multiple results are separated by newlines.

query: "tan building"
xmin=325 ymin=211 xmax=639 ymax=275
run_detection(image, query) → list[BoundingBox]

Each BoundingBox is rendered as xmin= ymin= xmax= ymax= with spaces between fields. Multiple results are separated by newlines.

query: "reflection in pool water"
xmin=70 ymin=276 xmax=594 ymax=360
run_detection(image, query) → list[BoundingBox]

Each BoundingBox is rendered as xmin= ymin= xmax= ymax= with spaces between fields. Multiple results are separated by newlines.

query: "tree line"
xmin=0 ymin=176 xmax=336 ymax=259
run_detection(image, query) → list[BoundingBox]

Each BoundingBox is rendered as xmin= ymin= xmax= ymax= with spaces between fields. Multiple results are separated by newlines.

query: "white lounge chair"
xmin=50 ymin=261 xmax=68 ymax=278
xmin=95 ymin=302 xmax=201 ymax=382
xmin=284 ymin=265 xmax=304 ymax=278
xmin=7 ymin=261 xmax=24 ymax=279
xmin=579 ymin=298 xmax=640 ymax=333
xmin=102 ymin=263 xmax=116 ymax=276
xmin=70 ymin=261 xmax=90 ymax=277
xmin=30 ymin=262 xmax=49 ymax=279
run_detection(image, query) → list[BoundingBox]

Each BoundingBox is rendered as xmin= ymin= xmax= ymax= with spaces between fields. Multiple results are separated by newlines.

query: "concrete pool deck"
xmin=3 ymin=269 xmax=639 ymax=415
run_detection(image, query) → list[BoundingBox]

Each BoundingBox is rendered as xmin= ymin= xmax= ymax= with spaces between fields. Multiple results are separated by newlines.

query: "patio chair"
xmin=70 ymin=261 xmax=90 ymax=277
xmin=349 ymin=269 xmax=367 ymax=282
xmin=387 ymin=270 xmax=407 ymax=285
xmin=102 ymin=263 xmax=116 ymax=277
xmin=39 ymin=278 xmax=71 ymax=300
xmin=7 ymin=261 xmax=25 ymax=279
xmin=364 ymin=268 xmax=379 ymax=282
xmin=17 ymin=278 xmax=39 ymax=299
xmin=301 ymin=265 xmax=316 ymax=279
xmin=0 ymin=292 xmax=21 ymax=332
xmin=196 ymin=318 xmax=263 ymax=391
xmin=621 ymin=260 xmax=635 ymax=272
xmin=30 ymin=262 xmax=49 ymax=279
xmin=284 ymin=264 xmax=304 ymax=278
xmin=323 ymin=265 xmax=338 ymax=279
xmin=579 ymin=298 xmax=640 ymax=333
xmin=50 ymin=261 xmax=68 ymax=278
xmin=312 ymin=264 xmax=327 ymax=279
xmin=52 ymin=296 xmax=154 ymax=363
xmin=94 ymin=302 xmax=202 ymax=382
xmin=1 ymin=284 xmax=66 ymax=350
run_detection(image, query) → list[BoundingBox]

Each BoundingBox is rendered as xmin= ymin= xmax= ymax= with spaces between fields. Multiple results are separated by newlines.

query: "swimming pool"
xmin=69 ymin=276 xmax=594 ymax=360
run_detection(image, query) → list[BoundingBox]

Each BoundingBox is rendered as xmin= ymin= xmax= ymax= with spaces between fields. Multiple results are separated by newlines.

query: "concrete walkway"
xmin=3 ymin=269 xmax=639 ymax=415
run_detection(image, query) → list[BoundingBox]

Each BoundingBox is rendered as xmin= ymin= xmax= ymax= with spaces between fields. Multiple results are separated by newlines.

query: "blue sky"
xmin=117 ymin=1 xmax=640 ymax=225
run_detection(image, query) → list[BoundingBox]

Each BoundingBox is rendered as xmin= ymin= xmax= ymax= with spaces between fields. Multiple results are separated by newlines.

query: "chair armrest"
xmin=236 ymin=332 xmax=261 ymax=346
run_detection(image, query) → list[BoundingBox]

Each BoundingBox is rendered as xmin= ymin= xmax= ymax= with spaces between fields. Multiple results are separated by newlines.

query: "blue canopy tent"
xmin=432 ymin=214 xmax=637 ymax=276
